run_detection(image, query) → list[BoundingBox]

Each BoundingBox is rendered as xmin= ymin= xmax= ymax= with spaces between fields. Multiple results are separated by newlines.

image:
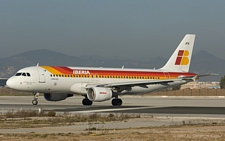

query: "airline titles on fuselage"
xmin=73 ymin=70 xmax=90 ymax=75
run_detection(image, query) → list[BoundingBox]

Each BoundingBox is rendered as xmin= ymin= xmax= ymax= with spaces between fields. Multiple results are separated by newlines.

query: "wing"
xmin=98 ymin=79 xmax=179 ymax=87
xmin=85 ymin=77 xmax=194 ymax=90
xmin=83 ymin=76 xmax=197 ymax=95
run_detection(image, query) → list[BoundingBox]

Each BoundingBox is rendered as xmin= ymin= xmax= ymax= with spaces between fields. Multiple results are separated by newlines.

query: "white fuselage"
xmin=6 ymin=66 xmax=195 ymax=95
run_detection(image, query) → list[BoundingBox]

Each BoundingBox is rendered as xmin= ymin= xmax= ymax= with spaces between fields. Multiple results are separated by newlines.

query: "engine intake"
xmin=87 ymin=87 xmax=112 ymax=102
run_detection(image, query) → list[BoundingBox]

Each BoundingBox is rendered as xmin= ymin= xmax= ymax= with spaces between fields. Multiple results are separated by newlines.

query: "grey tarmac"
xmin=1 ymin=96 xmax=225 ymax=133
xmin=1 ymin=96 xmax=225 ymax=115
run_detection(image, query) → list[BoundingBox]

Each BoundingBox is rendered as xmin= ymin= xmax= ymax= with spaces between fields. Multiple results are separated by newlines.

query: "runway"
xmin=1 ymin=96 xmax=225 ymax=133
xmin=1 ymin=96 xmax=225 ymax=117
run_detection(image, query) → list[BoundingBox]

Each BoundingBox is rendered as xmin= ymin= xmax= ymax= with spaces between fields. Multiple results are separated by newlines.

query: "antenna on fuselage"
xmin=36 ymin=63 xmax=39 ymax=66
xmin=122 ymin=65 xmax=124 ymax=69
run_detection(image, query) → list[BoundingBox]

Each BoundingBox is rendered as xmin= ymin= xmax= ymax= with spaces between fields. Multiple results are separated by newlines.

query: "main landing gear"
xmin=82 ymin=97 xmax=122 ymax=106
xmin=32 ymin=93 xmax=39 ymax=105
xmin=82 ymin=97 xmax=93 ymax=106
xmin=111 ymin=98 xmax=122 ymax=106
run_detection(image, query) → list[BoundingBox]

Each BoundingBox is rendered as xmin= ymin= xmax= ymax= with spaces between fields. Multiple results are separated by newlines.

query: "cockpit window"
xmin=15 ymin=72 xmax=31 ymax=77
xmin=15 ymin=73 xmax=22 ymax=76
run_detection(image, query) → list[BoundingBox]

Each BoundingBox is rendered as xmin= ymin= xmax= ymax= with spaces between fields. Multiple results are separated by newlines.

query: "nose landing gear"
xmin=32 ymin=93 xmax=39 ymax=105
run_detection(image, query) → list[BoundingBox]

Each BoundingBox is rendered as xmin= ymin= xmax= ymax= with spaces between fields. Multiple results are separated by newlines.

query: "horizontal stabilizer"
xmin=197 ymin=73 xmax=219 ymax=77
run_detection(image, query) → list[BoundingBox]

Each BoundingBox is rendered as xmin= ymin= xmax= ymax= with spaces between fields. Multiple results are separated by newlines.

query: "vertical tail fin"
xmin=160 ymin=34 xmax=196 ymax=72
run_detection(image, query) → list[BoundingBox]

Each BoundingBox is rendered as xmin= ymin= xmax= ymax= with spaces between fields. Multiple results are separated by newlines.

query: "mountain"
xmin=0 ymin=49 xmax=224 ymax=81
xmin=190 ymin=50 xmax=225 ymax=81
xmin=3 ymin=49 xmax=80 ymax=66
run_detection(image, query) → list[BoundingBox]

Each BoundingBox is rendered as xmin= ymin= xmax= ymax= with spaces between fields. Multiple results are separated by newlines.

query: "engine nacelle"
xmin=87 ymin=87 xmax=112 ymax=102
xmin=44 ymin=93 xmax=73 ymax=101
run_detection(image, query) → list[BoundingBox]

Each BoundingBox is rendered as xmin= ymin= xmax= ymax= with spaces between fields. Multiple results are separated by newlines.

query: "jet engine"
xmin=44 ymin=93 xmax=73 ymax=101
xmin=87 ymin=87 xmax=112 ymax=102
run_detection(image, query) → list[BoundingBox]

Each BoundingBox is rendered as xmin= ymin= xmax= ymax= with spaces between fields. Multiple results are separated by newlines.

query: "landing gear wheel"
xmin=112 ymin=98 xmax=122 ymax=106
xmin=32 ymin=93 xmax=39 ymax=105
xmin=32 ymin=100 xmax=38 ymax=105
xmin=82 ymin=98 xmax=93 ymax=106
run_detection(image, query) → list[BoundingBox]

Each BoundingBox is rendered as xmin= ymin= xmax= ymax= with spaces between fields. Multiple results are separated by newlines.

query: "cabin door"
xmin=37 ymin=67 xmax=46 ymax=83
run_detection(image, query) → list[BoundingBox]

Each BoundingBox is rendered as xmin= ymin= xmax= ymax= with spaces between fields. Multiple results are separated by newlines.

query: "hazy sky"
xmin=1 ymin=1 xmax=225 ymax=60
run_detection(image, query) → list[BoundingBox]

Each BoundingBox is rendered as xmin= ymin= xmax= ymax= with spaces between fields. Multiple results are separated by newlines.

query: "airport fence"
xmin=0 ymin=87 xmax=225 ymax=96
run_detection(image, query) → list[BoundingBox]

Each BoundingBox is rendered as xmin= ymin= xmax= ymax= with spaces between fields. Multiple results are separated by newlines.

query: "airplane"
xmin=6 ymin=34 xmax=206 ymax=106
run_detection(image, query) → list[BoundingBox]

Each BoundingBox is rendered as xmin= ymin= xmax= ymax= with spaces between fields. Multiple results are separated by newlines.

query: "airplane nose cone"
xmin=6 ymin=78 xmax=15 ymax=89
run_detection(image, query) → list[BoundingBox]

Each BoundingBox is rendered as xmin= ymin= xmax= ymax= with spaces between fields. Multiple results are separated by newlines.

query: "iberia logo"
xmin=175 ymin=50 xmax=189 ymax=65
